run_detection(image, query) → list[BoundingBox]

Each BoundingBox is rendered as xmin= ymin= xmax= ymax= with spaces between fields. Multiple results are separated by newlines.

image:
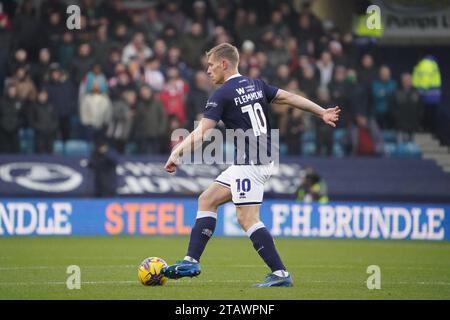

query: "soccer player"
xmin=162 ymin=43 xmax=340 ymax=287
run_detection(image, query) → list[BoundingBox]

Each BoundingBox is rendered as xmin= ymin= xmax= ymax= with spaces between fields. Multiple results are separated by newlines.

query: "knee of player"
xmin=198 ymin=192 xmax=216 ymax=210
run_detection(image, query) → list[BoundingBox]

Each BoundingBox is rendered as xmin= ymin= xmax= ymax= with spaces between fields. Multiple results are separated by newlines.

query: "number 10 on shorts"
xmin=236 ymin=178 xmax=251 ymax=192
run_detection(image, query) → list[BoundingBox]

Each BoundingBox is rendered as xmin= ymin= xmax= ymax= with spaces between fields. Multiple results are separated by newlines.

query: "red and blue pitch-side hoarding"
xmin=0 ymin=199 xmax=449 ymax=240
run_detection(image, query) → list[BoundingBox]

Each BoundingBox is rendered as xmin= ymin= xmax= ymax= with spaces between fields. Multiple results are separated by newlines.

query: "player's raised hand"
xmin=164 ymin=155 xmax=179 ymax=174
xmin=322 ymin=106 xmax=341 ymax=127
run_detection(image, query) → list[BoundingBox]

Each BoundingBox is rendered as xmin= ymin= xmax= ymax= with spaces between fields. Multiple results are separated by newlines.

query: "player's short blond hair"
xmin=206 ymin=43 xmax=239 ymax=68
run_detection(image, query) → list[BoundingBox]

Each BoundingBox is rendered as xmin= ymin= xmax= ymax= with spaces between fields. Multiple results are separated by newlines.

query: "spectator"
xmin=102 ymin=47 xmax=122 ymax=79
xmin=6 ymin=66 xmax=37 ymax=104
xmin=109 ymin=67 xmax=135 ymax=99
xmin=255 ymin=51 xmax=275 ymax=83
xmin=31 ymin=48 xmax=52 ymax=88
xmin=132 ymin=85 xmax=167 ymax=154
xmin=315 ymin=50 xmax=334 ymax=88
xmin=186 ymin=0 xmax=215 ymax=38
xmin=412 ymin=55 xmax=442 ymax=134
xmin=295 ymin=166 xmax=328 ymax=203
xmin=121 ymin=31 xmax=152 ymax=65
xmin=87 ymin=134 xmax=119 ymax=198
xmin=28 ymin=90 xmax=58 ymax=154
xmin=159 ymin=66 xmax=189 ymax=126
xmin=390 ymin=73 xmax=423 ymax=142
xmin=80 ymin=63 xmax=108 ymax=100
xmin=269 ymin=10 xmax=290 ymax=39
xmin=92 ymin=24 xmax=113 ymax=64
xmin=106 ymin=89 xmax=136 ymax=153
xmin=160 ymin=1 xmax=187 ymax=33
xmin=111 ymin=22 xmax=129 ymax=49
xmin=371 ymin=65 xmax=397 ymax=129
xmin=180 ymin=22 xmax=207 ymax=69
xmin=40 ymin=10 xmax=63 ymax=56
xmin=11 ymin=0 xmax=40 ymax=55
xmin=43 ymin=64 xmax=77 ymax=143
xmin=79 ymin=81 xmax=112 ymax=140
xmin=153 ymin=38 xmax=167 ymax=61
xmin=272 ymin=64 xmax=291 ymax=90
xmin=238 ymin=10 xmax=260 ymax=45
xmin=298 ymin=64 xmax=319 ymax=100
xmin=162 ymin=46 xmax=190 ymax=80
xmin=9 ymin=48 xmax=28 ymax=76
xmin=293 ymin=13 xmax=321 ymax=56
xmin=186 ymin=71 xmax=211 ymax=130
xmin=142 ymin=5 xmax=164 ymax=44
xmin=314 ymin=87 xmax=334 ymax=156
xmin=0 ymin=85 xmax=23 ymax=153
xmin=57 ymin=31 xmax=75 ymax=71
xmin=70 ymin=42 xmax=95 ymax=85
xmin=357 ymin=53 xmax=377 ymax=89
xmin=346 ymin=68 xmax=370 ymax=127
xmin=346 ymin=114 xmax=383 ymax=156
xmin=328 ymin=65 xmax=348 ymax=127
xmin=285 ymin=107 xmax=305 ymax=155
xmin=161 ymin=23 xmax=179 ymax=48
xmin=267 ymin=36 xmax=290 ymax=68
xmin=143 ymin=57 xmax=165 ymax=92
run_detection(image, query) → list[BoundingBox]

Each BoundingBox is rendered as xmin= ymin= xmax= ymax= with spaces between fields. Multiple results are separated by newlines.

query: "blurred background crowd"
xmin=0 ymin=0 xmax=445 ymax=157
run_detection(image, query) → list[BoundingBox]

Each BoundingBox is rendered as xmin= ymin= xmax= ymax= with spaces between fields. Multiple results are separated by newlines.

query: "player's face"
xmin=206 ymin=55 xmax=225 ymax=85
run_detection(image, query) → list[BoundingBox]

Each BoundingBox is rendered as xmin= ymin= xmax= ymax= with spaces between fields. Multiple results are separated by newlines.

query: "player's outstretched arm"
xmin=272 ymin=89 xmax=341 ymax=127
xmin=164 ymin=118 xmax=217 ymax=173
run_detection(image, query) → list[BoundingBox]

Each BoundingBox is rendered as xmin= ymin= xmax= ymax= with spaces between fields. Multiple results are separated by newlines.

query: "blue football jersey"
xmin=203 ymin=75 xmax=279 ymax=165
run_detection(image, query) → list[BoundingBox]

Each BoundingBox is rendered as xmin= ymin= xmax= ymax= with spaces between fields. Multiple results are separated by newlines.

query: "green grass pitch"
xmin=0 ymin=236 xmax=449 ymax=299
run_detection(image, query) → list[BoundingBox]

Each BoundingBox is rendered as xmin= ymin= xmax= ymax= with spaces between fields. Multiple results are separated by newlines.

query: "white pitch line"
xmin=1 ymin=279 xmax=450 ymax=286
xmin=0 ymin=265 xmax=137 ymax=271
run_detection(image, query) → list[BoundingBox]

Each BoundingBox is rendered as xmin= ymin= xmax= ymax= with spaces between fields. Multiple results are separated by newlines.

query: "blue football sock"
xmin=247 ymin=222 xmax=286 ymax=272
xmin=186 ymin=211 xmax=217 ymax=262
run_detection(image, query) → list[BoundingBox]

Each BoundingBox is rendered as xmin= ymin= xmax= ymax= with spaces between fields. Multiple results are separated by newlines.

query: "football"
xmin=138 ymin=257 xmax=169 ymax=286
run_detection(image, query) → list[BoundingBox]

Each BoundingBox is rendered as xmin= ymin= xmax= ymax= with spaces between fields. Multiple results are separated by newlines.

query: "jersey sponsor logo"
xmin=205 ymin=101 xmax=218 ymax=108
xmin=236 ymin=87 xmax=246 ymax=95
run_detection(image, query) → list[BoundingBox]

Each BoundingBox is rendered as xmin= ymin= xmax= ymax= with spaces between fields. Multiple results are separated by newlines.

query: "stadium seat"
xmin=302 ymin=141 xmax=315 ymax=156
xmin=19 ymin=128 xmax=34 ymax=154
xmin=333 ymin=143 xmax=345 ymax=157
xmin=65 ymin=139 xmax=90 ymax=156
xmin=126 ymin=142 xmax=138 ymax=155
xmin=333 ymin=129 xmax=345 ymax=143
xmin=395 ymin=142 xmax=422 ymax=157
xmin=302 ymin=130 xmax=315 ymax=143
xmin=384 ymin=142 xmax=397 ymax=156
xmin=53 ymin=140 xmax=64 ymax=154
xmin=382 ymin=130 xmax=397 ymax=143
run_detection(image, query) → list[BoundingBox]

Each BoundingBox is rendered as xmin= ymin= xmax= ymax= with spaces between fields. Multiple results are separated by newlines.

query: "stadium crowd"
xmin=0 ymin=0 xmax=440 ymax=156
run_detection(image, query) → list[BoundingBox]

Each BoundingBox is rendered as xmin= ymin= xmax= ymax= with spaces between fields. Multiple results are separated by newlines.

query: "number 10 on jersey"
xmin=241 ymin=102 xmax=267 ymax=136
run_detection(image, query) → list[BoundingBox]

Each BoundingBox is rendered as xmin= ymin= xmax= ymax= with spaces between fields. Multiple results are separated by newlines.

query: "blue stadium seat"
xmin=65 ymin=139 xmax=90 ymax=156
xmin=19 ymin=128 xmax=34 ymax=154
xmin=384 ymin=142 xmax=397 ymax=156
xmin=382 ymin=130 xmax=397 ymax=143
xmin=395 ymin=142 xmax=422 ymax=157
xmin=53 ymin=140 xmax=64 ymax=154
xmin=333 ymin=129 xmax=345 ymax=142
xmin=302 ymin=130 xmax=315 ymax=143
xmin=126 ymin=142 xmax=138 ymax=155
xmin=302 ymin=141 xmax=315 ymax=156
xmin=333 ymin=143 xmax=345 ymax=157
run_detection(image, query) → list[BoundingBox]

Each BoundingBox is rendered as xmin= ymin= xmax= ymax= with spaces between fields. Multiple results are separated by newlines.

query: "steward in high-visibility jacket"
xmin=412 ymin=55 xmax=442 ymax=105
xmin=295 ymin=167 xmax=329 ymax=204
